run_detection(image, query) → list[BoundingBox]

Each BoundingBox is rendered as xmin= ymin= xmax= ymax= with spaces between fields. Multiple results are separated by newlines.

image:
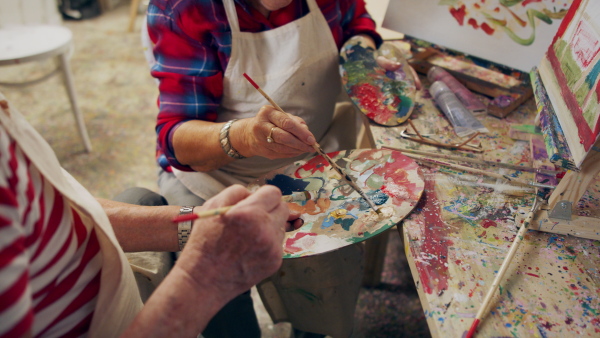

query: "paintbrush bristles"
xmin=243 ymin=72 xmax=380 ymax=214
xmin=312 ymin=144 xmax=380 ymax=213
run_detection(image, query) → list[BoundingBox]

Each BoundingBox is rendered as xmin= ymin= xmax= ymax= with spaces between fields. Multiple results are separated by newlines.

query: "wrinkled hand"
xmin=238 ymin=105 xmax=316 ymax=159
xmin=175 ymin=184 xmax=288 ymax=301
xmin=286 ymin=208 xmax=304 ymax=231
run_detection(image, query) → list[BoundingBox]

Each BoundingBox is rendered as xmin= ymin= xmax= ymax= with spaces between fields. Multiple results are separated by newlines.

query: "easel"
xmin=513 ymin=0 xmax=600 ymax=241
xmin=519 ymin=137 xmax=600 ymax=240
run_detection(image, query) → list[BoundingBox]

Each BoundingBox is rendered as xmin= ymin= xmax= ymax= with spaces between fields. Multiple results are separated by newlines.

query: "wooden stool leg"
xmin=58 ymin=51 xmax=92 ymax=152
xmin=362 ymin=230 xmax=390 ymax=287
xmin=128 ymin=0 xmax=142 ymax=32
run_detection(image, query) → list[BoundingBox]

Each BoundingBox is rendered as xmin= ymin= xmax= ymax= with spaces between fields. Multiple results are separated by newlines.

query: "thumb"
xmin=376 ymin=55 xmax=401 ymax=72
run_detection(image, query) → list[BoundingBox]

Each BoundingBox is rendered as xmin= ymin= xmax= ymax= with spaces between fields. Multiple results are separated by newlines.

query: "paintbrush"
xmin=242 ymin=73 xmax=381 ymax=215
xmin=403 ymin=153 xmax=556 ymax=190
xmin=172 ymin=191 xmax=316 ymax=223
xmin=466 ymin=196 xmax=542 ymax=338
xmin=383 ymin=146 xmax=561 ymax=176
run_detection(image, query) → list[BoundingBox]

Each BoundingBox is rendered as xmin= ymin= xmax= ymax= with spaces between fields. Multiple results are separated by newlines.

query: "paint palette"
xmin=340 ymin=42 xmax=417 ymax=126
xmin=248 ymin=148 xmax=425 ymax=258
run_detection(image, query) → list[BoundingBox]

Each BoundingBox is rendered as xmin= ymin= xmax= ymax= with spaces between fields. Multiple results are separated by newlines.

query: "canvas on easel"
xmin=538 ymin=0 xmax=600 ymax=168
xmin=523 ymin=0 xmax=600 ymax=240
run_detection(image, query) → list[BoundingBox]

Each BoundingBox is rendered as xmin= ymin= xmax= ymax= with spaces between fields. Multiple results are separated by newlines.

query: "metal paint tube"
xmin=428 ymin=66 xmax=487 ymax=115
xmin=429 ymin=81 xmax=489 ymax=138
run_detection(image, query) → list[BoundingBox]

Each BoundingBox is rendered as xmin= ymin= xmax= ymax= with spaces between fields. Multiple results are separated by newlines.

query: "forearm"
xmin=172 ymin=119 xmax=247 ymax=172
xmin=98 ymin=198 xmax=180 ymax=252
xmin=121 ymin=265 xmax=228 ymax=337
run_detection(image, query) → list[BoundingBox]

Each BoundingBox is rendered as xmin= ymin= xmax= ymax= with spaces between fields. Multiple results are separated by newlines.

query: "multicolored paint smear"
xmin=249 ymin=149 xmax=425 ymax=258
xmin=530 ymin=68 xmax=578 ymax=171
xmin=441 ymin=0 xmax=572 ymax=45
xmin=538 ymin=0 xmax=600 ymax=168
xmin=370 ymin=74 xmax=600 ymax=336
xmin=340 ymin=42 xmax=417 ymax=126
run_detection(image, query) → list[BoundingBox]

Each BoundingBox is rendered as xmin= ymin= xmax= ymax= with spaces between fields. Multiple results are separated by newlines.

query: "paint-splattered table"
xmin=367 ymin=88 xmax=600 ymax=337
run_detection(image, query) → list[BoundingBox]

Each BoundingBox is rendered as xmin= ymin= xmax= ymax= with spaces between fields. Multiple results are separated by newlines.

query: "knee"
xmin=113 ymin=187 xmax=167 ymax=206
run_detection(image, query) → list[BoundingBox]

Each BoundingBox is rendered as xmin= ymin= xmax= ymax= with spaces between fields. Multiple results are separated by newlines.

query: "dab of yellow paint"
xmin=330 ymin=209 xmax=348 ymax=218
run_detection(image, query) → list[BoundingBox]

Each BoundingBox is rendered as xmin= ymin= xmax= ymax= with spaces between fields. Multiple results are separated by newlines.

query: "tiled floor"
xmin=0 ymin=3 xmax=430 ymax=337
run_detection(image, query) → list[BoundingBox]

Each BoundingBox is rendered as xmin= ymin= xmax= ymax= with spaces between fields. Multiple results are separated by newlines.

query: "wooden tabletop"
xmin=366 ymin=86 xmax=600 ymax=337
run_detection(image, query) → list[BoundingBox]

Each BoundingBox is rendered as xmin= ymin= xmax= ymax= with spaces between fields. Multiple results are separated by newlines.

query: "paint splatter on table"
xmin=340 ymin=41 xmax=417 ymax=126
xmin=248 ymin=148 xmax=425 ymax=259
xmin=366 ymin=77 xmax=600 ymax=337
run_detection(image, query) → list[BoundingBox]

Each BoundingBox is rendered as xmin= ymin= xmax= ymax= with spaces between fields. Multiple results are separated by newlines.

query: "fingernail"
xmin=307 ymin=136 xmax=316 ymax=144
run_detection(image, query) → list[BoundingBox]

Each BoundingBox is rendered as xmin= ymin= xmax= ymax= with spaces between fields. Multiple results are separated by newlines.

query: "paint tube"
xmin=427 ymin=66 xmax=487 ymax=115
xmin=429 ymin=81 xmax=489 ymax=138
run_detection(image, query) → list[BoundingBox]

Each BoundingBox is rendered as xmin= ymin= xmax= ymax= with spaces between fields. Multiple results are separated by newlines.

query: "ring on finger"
xmin=267 ymin=126 xmax=276 ymax=144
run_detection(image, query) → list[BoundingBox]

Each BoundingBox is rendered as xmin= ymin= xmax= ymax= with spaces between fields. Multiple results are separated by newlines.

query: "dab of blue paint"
xmin=367 ymin=189 xmax=389 ymax=205
xmin=267 ymin=174 xmax=311 ymax=195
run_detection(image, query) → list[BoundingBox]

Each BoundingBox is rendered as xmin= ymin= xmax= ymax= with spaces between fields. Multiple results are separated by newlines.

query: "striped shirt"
xmin=0 ymin=123 xmax=102 ymax=337
xmin=147 ymin=0 xmax=381 ymax=171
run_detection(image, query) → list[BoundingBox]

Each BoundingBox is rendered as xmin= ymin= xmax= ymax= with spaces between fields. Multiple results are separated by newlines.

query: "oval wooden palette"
xmin=340 ymin=42 xmax=417 ymax=126
xmin=248 ymin=148 xmax=425 ymax=258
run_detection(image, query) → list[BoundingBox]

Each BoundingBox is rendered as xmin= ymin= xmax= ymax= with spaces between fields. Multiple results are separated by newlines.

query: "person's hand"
xmin=286 ymin=208 xmax=304 ymax=231
xmin=174 ymin=184 xmax=288 ymax=302
xmin=235 ymin=106 xmax=316 ymax=159
xmin=375 ymin=43 xmax=423 ymax=90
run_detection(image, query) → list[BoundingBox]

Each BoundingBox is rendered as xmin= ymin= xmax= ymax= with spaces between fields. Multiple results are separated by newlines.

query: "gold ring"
xmin=267 ymin=127 xmax=276 ymax=143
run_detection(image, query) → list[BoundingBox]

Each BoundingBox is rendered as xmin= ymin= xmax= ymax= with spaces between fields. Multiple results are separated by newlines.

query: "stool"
xmin=0 ymin=25 xmax=92 ymax=152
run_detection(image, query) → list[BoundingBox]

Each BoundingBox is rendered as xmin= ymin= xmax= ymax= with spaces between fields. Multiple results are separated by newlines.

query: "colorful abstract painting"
xmin=340 ymin=42 xmax=417 ymax=126
xmin=383 ymin=0 xmax=573 ymax=71
xmin=440 ymin=0 xmax=571 ymax=45
xmin=538 ymin=0 xmax=600 ymax=168
xmin=248 ymin=149 xmax=425 ymax=258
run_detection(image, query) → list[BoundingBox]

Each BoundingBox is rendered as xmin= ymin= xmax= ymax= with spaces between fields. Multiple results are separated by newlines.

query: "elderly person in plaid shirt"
xmin=142 ymin=0 xmax=396 ymax=337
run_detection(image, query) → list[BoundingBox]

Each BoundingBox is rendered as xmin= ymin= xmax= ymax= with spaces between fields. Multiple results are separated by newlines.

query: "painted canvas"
xmin=248 ymin=148 xmax=425 ymax=258
xmin=383 ymin=0 xmax=573 ymax=71
xmin=538 ymin=0 xmax=600 ymax=168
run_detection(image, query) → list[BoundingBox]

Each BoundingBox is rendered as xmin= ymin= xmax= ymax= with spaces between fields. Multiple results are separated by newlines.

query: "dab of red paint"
xmin=352 ymin=83 xmax=398 ymax=124
xmin=468 ymin=18 xmax=479 ymax=29
xmin=450 ymin=5 xmax=467 ymax=26
xmin=285 ymin=232 xmax=317 ymax=254
xmin=481 ymin=219 xmax=497 ymax=228
xmin=481 ymin=22 xmax=495 ymax=35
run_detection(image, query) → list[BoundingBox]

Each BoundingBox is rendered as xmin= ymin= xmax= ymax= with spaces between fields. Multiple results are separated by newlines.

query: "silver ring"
xmin=267 ymin=127 xmax=276 ymax=143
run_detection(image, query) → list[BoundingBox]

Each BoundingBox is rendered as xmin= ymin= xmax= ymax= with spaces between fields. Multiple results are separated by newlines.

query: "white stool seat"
xmin=0 ymin=25 xmax=92 ymax=152
xmin=0 ymin=25 xmax=71 ymax=63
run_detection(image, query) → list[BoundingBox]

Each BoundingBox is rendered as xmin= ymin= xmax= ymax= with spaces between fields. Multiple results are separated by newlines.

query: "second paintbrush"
xmin=242 ymin=73 xmax=381 ymax=214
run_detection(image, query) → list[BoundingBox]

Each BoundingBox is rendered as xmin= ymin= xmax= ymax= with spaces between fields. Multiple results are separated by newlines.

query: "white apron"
xmin=0 ymin=93 xmax=143 ymax=337
xmin=174 ymin=0 xmax=345 ymax=201
xmin=174 ymin=1 xmax=364 ymax=336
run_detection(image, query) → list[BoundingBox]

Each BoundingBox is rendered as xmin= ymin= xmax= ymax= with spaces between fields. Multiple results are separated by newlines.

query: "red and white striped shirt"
xmin=0 ymin=123 xmax=103 ymax=337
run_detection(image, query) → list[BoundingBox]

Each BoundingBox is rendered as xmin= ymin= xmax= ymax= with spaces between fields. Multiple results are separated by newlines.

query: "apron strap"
xmin=306 ymin=0 xmax=318 ymax=12
xmin=222 ymin=0 xmax=240 ymax=33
